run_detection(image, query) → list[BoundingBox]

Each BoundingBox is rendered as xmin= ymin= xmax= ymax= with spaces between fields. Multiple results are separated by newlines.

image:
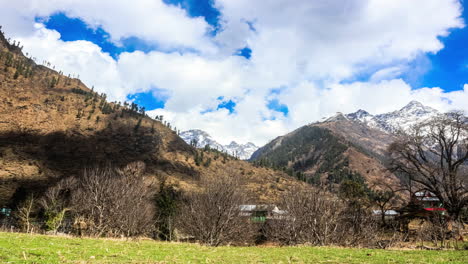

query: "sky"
xmin=1 ymin=0 xmax=468 ymax=145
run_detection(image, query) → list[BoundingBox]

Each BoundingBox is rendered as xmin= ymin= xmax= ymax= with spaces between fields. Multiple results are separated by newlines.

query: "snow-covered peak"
xmin=324 ymin=112 xmax=348 ymax=122
xmin=374 ymin=101 xmax=439 ymax=133
xmin=342 ymin=101 xmax=440 ymax=134
xmin=345 ymin=109 xmax=379 ymax=128
xmin=179 ymin=129 xmax=224 ymax=150
xmin=245 ymin=142 xmax=257 ymax=148
xmin=346 ymin=109 xmax=372 ymax=121
xmin=227 ymin=141 xmax=240 ymax=148
xmin=181 ymin=129 xmax=210 ymax=139
xmin=399 ymin=100 xmax=438 ymax=116
xmin=180 ymin=130 xmax=259 ymax=160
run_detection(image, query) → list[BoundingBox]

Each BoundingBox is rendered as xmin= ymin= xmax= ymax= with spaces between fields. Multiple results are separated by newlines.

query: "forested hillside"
xmin=251 ymin=115 xmax=401 ymax=193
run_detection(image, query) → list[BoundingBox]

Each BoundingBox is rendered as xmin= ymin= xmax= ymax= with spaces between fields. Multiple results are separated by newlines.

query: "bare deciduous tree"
xmin=388 ymin=112 xmax=468 ymax=220
xmin=72 ymin=162 xmax=154 ymax=237
xmin=39 ymin=177 xmax=75 ymax=233
xmin=266 ymin=187 xmax=343 ymax=246
xmin=266 ymin=186 xmax=385 ymax=247
xmin=177 ymin=175 xmax=252 ymax=246
xmin=16 ymin=195 xmax=35 ymax=233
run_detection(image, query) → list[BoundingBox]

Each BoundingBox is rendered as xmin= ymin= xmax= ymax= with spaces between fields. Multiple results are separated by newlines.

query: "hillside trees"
xmin=388 ymin=112 xmax=468 ymax=220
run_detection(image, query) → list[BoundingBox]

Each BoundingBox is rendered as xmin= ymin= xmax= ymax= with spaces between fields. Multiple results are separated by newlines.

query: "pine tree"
xmin=134 ymin=118 xmax=143 ymax=132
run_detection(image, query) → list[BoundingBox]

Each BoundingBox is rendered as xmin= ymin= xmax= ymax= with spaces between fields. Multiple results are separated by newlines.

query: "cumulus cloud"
xmin=215 ymin=0 xmax=463 ymax=80
xmin=1 ymin=0 xmax=467 ymax=145
xmin=0 ymin=0 xmax=214 ymax=52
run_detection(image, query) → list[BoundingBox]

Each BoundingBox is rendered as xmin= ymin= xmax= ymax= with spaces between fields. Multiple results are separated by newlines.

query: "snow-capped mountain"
xmin=224 ymin=141 xmax=259 ymax=160
xmin=180 ymin=129 xmax=225 ymax=150
xmin=180 ymin=129 xmax=259 ymax=160
xmin=344 ymin=100 xmax=440 ymax=134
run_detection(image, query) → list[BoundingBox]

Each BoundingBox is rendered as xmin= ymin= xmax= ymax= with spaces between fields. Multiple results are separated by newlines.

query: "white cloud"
xmin=0 ymin=0 xmax=214 ymax=53
xmin=370 ymin=67 xmax=404 ymax=83
xmin=215 ymin=0 xmax=463 ymax=81
xmin=16 ymin=24 xmax=125 ymax=100
xmin=2 ymin=0 xmax=467 ymax=146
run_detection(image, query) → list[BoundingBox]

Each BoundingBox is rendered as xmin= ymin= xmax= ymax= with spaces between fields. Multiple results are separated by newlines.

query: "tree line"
xmin=1 ymin=162 xmax=400 ymax=248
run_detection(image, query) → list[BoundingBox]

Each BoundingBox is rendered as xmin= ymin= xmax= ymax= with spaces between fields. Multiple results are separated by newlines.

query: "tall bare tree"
xmin=39 ymin=177 xmax=75 ymax=233
xmin=266 ymin=186 xmax=343 ymax=246
xmin=16 ymin=195 xmax=35 ymax=233
xmin=388 ymin=112 xmax=468 ymax=220
xmin=72 ymin=162 xmax=154 ymax=237
xmin=266 ymin=186 xmax=380 ymax=247
xmin=177 ymin=174 xmax=251 ymax=246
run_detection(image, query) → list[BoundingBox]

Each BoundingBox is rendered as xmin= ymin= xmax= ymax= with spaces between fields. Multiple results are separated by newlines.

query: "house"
xmin=0 ymin=207 xmax=11 ymax=217
xmin=413 ymin=191 xmax=446 ymax=213
xmin=239 ymin=204 xmax=286 ymax=222
xmin=372 ymin=209 xmax=399 ymax=220
xmin=396 ymin=190 xmax=448 ymax=232
xmin=398 ymin=190 xmax=446 ymax=218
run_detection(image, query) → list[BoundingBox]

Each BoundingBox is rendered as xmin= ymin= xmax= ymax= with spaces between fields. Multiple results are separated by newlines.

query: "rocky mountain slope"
xmin=0 ymin=30 xmax=303 ymax=207
xmin=251 ymin=101 xmax=443 ymax=191
xmin=180 ymin=129 xmax=258 ymax=160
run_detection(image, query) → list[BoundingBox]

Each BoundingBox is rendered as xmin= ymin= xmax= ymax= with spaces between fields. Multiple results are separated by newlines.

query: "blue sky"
xmin=419 ymin=5 xmax=468 ymax=92
xmin=163 ymin=0 xmax=221 ymax=31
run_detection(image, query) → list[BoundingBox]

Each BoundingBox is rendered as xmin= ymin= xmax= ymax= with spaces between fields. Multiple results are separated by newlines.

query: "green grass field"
xmin=0 ymin=232 xmax=466 ymax=263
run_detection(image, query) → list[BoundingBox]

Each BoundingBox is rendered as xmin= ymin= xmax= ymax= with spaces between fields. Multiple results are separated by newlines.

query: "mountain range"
xmin=180 ymin=129 xmax=258 ymax=160
xmin=343 ymin=100 xmax=439 ymax=134
xmin=183 ymin=101 xmax=441 ymax=162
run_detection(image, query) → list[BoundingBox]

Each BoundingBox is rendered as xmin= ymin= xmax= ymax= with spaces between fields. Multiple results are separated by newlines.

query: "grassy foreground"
xmin=0 ymin=232 xmax=466 ymax=263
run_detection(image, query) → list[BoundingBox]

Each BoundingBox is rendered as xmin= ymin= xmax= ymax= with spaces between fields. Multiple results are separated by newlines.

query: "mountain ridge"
xmin=344 ymin=100 xmax=440 ymax=134
xmin=249 ymin=100 xmax=445 ymax=192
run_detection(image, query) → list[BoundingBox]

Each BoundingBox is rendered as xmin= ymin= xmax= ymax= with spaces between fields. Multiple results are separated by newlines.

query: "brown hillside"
xmin=0 ymin=32 xmax=303 ymax=207
xmin=316 ymin=119 xmax=400 ymax=189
